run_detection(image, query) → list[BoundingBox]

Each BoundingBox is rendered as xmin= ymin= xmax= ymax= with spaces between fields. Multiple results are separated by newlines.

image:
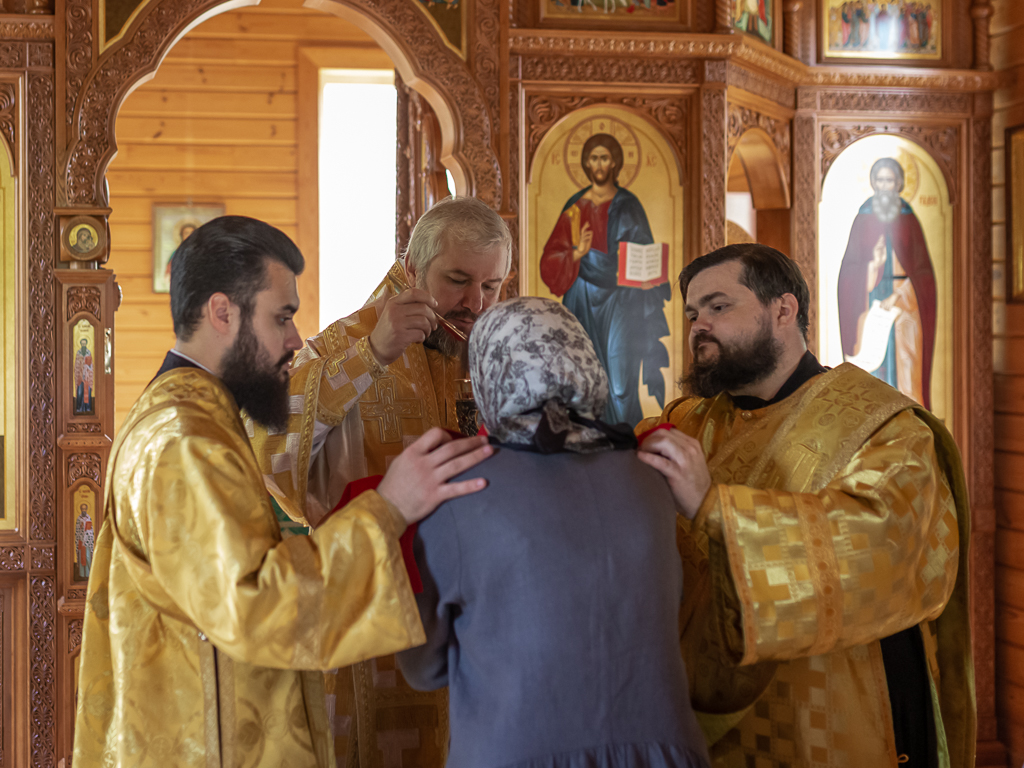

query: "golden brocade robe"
xmin=639 ymin=363 xmax=974 ymax=768
xmin=249 ymin=262 xmax=463 ymax=768
xmin=73 ymin=368 xmax=425 ymax=768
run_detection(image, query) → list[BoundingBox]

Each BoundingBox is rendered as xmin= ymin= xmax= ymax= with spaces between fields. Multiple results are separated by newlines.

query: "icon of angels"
xmin=72 ymin=484 xmax=96 ymax=581
xmin=527 ymin=106 xmax=684 ymax=427
xmin=152 ymin=203 xmax=225 ymax=293
xmin=818 ymin=134 xmax=953 ymax=427
xmin=823 ymin=0 xmax=941 ymax=60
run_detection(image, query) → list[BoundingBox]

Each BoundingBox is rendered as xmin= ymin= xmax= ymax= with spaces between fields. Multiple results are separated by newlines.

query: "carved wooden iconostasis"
xmin=0 ymin=0 xmax=1007 ymax=765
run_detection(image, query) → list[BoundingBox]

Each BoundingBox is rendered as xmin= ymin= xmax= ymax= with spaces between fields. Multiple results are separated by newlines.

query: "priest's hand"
xmin=369 ymin=288 xmax=439 ymax=367
xmin=378 ymin=428 xmax=492 ymax=525
xmin=637 ymin=428 xmax=711 ymax=520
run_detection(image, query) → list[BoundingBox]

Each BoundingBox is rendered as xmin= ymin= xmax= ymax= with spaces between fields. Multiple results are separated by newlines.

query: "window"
xmin=318 ymin=69 xmax=397 ymax=330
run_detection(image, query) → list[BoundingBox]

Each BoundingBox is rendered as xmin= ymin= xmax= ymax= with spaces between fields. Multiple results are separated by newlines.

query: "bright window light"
xmin=319 ymin=69 xmax=397 ymax=331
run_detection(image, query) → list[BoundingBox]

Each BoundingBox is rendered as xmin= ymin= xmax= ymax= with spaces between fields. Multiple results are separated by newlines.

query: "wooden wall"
xmin=107 ymin=0 xmax=383 ymax=431
xmin=992 ymin=0 xmax=1024 ymax=763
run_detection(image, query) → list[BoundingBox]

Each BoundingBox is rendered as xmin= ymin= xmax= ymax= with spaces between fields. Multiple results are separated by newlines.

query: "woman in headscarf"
xmin=397 ymin=296 xmax=710 ymax=768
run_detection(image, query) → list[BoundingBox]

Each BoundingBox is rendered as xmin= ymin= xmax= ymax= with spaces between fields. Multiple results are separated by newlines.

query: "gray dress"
xmin=397 ymin=446 xmax=711 ymax=768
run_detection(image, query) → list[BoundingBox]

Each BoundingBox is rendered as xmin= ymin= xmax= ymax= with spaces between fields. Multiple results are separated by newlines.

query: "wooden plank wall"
xmin=992 ymin=1 xmax=1024 ymax=763
xmin=107 ymin=0 xmax=382 ymax=431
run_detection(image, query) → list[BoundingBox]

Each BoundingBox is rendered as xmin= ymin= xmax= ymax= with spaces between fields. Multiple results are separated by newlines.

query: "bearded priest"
xmin=637 ymin=244 xmax=974 ymax=768
xmin=249 ymin=196 xmax=511 ymax=767
xmin=73 ymin=216 xmax=493 ymax=768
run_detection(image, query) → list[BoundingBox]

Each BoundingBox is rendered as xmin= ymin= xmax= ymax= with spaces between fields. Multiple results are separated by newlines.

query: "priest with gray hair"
xmin=398 ymin=296 xmax=711 ymax=768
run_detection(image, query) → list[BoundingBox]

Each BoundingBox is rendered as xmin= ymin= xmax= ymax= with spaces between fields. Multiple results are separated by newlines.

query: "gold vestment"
xmin=73 ymin=367 xmax=425 ymax=768
xmin=640 ymin=363 xmax=974 ymax=768
xmin=249 ymin=262 xmax=462 ymax=768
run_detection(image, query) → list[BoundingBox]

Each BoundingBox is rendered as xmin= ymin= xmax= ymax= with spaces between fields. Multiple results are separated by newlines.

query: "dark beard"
xmin=871 ymin=190 xmax=901 ymax=224
xmin=682 ymin=317 xmax=782 ymax=398
xmin=424 ymin=321 xmax=467 ymax=359
xmin=414 ymin=272 xmax=473 ymax=359
xmin=220 ymin=317 xmax=293 ymax=432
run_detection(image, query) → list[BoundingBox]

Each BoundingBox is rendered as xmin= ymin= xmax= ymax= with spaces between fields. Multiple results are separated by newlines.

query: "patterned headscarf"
xmin=469 ymin=297 xmax=635 ymax=453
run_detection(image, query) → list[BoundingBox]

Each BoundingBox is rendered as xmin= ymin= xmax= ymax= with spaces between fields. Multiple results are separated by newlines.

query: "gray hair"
xmin=403 ymin=196 xmax=512 ymax=276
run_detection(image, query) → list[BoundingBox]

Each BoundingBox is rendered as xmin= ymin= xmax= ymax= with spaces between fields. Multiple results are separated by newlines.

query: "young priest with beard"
xmin=73 ymin=216 xmax=492 ymax=768
xmin=636 ymin=244 xmax=974 ymax=768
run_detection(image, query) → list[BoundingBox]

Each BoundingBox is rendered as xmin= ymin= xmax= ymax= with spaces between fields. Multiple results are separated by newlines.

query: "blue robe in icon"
xmin=540 ymin=186 xmax=670 ymax=426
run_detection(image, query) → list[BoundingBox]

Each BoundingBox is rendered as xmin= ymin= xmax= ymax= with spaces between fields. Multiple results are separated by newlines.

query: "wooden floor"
xmin=107 ymin=0 xmax=384 ymax=431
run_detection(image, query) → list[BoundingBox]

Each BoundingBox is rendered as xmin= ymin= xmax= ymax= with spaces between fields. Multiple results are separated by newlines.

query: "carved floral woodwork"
xmin=792 ymin=113 xmax=817 ymax=349
xmin=0 ymin=546 xmax=24 ymax=570
xmin=68 ymin=619 xmax=83 ymax=656
xmin=0 ymin=16 xmax=53 ymax=41
xmin=67 ymin=285 xmax=101 ymax=320
xmin=30 ymin=575 xmax=55 ymax=766
xmin=28 ymin=66 xmax=55 ymax=550
xmin=702 ymin=87 xmax=726 ymax=254
xmin=0 ymin=81 xmax=16 ymax=174
xmin=525 ymin=93 xmax=688 ymax=179
xmin=30 ymin=545 xmax=54 ymax=570
xmin=24 ymin=48 xmax=57 ymax=767
xmin=67 ymin=453 xmax=101 ymax=487
xmin=520 ymin=55 xmax=700 ymax=86
xmin=808 ymin=89 xmax=973 ymax=115
xmin=64 ymin=0 xmax=92 ymax=140
xmin=820 ymin=123 xmax=959 ymax=203
xmin=727 ymin=102 xmax=792 ymax=188
xmin=65 ymin=0 xmax=502 ymax=212
xmin=471 ymin=0 xmax=499 ymax=135
xmin=509 ymin=30 xmax=997 ymax=94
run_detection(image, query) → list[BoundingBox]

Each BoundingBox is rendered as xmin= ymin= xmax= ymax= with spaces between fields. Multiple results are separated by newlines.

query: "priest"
xmin=73 ymin=216 xmax=493 ymax=768
xmin=249 ymin=196 xmax=512 ymax=767
xmin=637 ymin=243 xmax=973 ymax=768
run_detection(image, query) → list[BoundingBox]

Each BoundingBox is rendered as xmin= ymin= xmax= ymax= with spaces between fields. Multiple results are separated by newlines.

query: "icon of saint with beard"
xmin=837 ymin=156 xmax=937 ymax=407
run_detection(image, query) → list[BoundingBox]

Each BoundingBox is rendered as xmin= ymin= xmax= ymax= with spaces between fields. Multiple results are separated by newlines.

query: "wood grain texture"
xmin=992 ymin=1 xmax=1024 ymax=758
xmin=106 ymin=1 xmax=385 ymax=432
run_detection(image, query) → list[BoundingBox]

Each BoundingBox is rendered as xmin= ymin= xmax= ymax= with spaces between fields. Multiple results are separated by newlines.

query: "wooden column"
xmin=972 ymin=0 xmax=993 ymax=71
xmin=783 ymin=0 xmax=802 ymax=60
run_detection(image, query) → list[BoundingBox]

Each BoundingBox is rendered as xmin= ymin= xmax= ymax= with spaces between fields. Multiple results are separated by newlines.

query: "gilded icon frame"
xmin=820 ymin=0 xmax=945 ymax=64
xmin=1007 ymin=125 xmax=1024 ymax=303
xmin=151 ymin=203 xmax=225 ymax=294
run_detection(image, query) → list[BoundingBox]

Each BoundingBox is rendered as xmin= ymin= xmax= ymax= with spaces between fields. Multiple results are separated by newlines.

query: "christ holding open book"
xmin=540 ymin=132 xmax=670 ymax=426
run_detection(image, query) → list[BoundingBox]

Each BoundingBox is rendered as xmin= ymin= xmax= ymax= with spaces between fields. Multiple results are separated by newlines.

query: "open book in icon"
xmin=617 ymin=242 xmax=669 ymax=289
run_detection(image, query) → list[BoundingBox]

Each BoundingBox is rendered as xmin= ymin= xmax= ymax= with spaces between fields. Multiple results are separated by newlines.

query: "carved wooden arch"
xmin=307 ymin=0 xmax=500 ymax=208
xmin=727 ymin=128 xmax=791 ymax=210
xmin=820 ymin=124 xmax=959 ymax=206
xmin=62 ymin=0 xmax=501 ymax=209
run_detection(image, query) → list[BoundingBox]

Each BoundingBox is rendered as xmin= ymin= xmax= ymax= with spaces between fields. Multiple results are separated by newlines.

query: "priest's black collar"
xmin=728 ymin=350 xmax=828 ymax=411
xmin=151 ymin=349 xmax=206 ymax=385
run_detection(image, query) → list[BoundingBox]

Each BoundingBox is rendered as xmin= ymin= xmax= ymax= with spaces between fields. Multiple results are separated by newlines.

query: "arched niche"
xmin=818 ymin=133 xmax=954 ymax=430
xmin=62 ymin=0 xmax=500 ymax=209
xmin=725 ymin=127 xmax=791 ymax=254
xmin=525 ymin=104 xmax=686 ymax=422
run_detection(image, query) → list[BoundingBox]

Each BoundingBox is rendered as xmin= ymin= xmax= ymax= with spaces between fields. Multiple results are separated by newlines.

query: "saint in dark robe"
xmin=540 ymin=133 xmax=670 ymax=426
xmin=837 ymin=156 xmax=937 ymax=408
